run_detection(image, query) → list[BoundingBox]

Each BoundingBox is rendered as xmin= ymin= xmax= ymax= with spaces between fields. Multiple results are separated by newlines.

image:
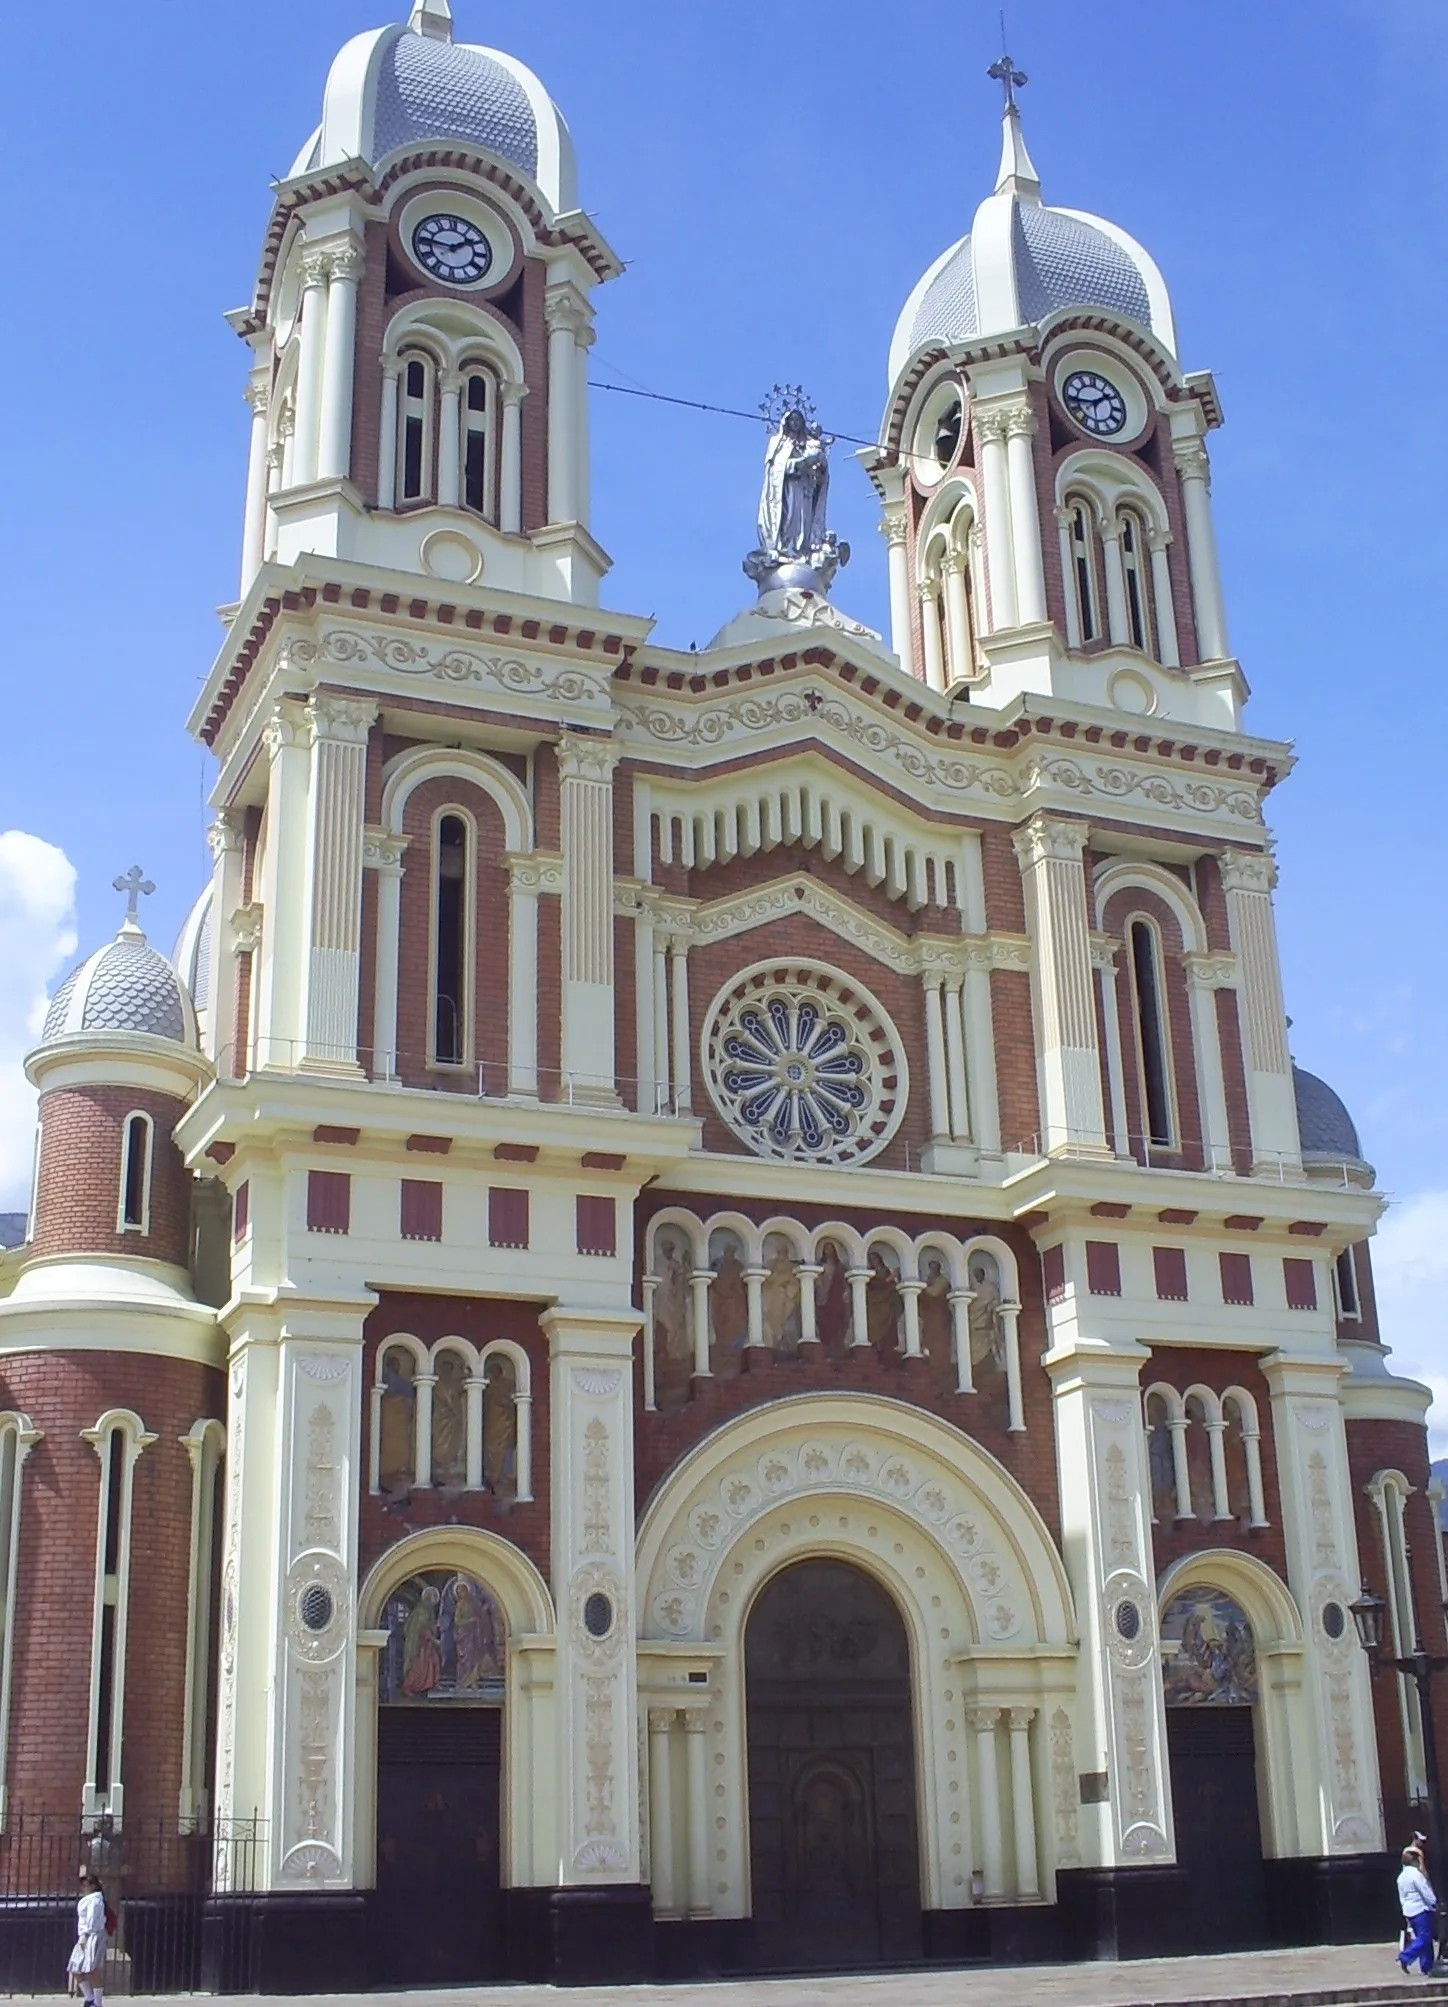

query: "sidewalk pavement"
xmin=127 ymin=1939 xmax=1446 ymax=2007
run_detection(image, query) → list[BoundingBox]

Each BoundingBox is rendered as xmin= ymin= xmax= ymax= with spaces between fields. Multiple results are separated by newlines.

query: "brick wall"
xmin=634 ymin=1190 xmax=1060 ymax=1539
xmin=32 ymin=1086 xmax=191 ymax=1268
xmin=0 ymin=1352 xmax=223 ymax=1822
xmin=360 ymin=1293 xmax=550 ymax=1583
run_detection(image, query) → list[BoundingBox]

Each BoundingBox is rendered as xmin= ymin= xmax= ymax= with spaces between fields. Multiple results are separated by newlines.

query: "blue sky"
xmin=0 ymin=0 xmax=1443 ymax=1429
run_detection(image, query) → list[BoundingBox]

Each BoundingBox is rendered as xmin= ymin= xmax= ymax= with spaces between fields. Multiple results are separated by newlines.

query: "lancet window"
xmin=1128 ymin=918 xmax=1175 ymax=1151
xmin=1065 ymin=495 xmax=1100 ymax=643
xmin=431 ymin=811 xmax=472 ymax=1069
xmin=118 ymin=1111 xmax=153 ymax=1233
xmin=1118 ymin=505 xmax=1153 ymax=654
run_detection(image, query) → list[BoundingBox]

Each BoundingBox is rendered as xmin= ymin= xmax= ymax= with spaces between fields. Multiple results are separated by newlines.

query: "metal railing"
xmin=0 ymin=1816 xmax=265 ymax=1995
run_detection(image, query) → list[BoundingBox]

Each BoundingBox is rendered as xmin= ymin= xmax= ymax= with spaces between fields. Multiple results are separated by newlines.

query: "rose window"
xmin=702 ymin=962 xmax=905 ymax=1167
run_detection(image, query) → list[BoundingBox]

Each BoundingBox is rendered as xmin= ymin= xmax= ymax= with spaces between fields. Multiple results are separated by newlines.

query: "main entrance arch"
xmin=745 ymin=1559 xmax=920 ymax=1969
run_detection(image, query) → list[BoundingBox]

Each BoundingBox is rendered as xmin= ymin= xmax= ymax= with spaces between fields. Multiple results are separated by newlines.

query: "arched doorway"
xmin=372 ymin=1567 xmax=507 ymax=1983
xmin=745 ymin=1559 xmax=921 ymax=1969
xmin=1161 ymin=1583 xmax=1267 ymax=1949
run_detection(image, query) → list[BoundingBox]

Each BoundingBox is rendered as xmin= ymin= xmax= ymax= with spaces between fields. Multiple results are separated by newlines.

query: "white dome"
xmin=293 ymin=1 xmax=578 ymax=214
xmin=43 ymin=920 xmax=198 ymax=1048
xmin=888 ymin=111 xmax=1175 ymax=387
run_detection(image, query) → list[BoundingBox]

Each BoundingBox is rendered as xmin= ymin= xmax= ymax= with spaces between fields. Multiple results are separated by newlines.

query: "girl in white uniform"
xmin=66 ymin=1868 xmax=107 ymax=2006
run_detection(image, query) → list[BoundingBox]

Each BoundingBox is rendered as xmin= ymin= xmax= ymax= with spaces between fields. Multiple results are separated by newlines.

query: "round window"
xmin=300 ymin=1584 xmax=335 ymax=1633
xmin=584 ymin=1592 xmax=613 ymax=1639
xmin=1115 ymin=1600 xmax=1142 ymax=1642
xmin=911 ymin=378 xmax=968 ymax=489
xmin=702 ymin=962 xmax=906 ymax=1168
xmin=1322 ymin=1601 xmax=1346 ymax=1641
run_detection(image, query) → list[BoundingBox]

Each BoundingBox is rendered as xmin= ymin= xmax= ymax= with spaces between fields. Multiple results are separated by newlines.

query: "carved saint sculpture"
xmin=744 ymin=388 xmax=849 ymax=595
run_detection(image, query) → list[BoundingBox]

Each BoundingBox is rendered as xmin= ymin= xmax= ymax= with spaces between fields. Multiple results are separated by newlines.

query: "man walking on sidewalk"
xmin=1398 ymin=1844 xmax=1438 ymax=1975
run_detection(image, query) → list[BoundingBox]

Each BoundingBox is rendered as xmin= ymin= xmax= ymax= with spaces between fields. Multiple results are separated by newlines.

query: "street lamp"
xmin=1351 ymin=1583 xmax=1448 ymax=1974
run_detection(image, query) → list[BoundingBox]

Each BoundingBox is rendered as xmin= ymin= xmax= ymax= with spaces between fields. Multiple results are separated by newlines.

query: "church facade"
xmin=0 ymin=3 xmax=1441 ymax=1989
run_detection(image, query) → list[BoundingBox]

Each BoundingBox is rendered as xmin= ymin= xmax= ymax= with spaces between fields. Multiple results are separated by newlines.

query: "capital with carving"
xmin=244 ymin=376 xmax=270 ymax=416
xmin=1003 ymin=402 xmax=1038 ymax=441
xmin=207 ymin=809 xmax=245 ymax=860
xmin=230 ymin=903 xmax=263 ymax=954
xmin=1012 ymin=812 xmax=1089 ymax=870
xmin=1173 ymin=440 xmax=1212 ymax=485
xmin=309 ymin=693 xmax=379 ymax=745
xmin=1146 ymin=525 xmax=1173 ymax=554
xmin=1217 ymin=847 xmax=1276 ymax=896
xmin=555 ymin=730 xmax=620 ymax=785
xmin=380 ymin=355 xmax=404 ymax=383
xmin=500 ymin=380 xmax=530 ymax=409
xmin=544 ymin=287 xmax=592 ymax=341
xmin=326 ymin=243 xmax=365 ymax=285
xmin=648 ymin=1706 xmax=679 ymax=1734
xmin=507 ymin=850 xmax=564 ymax=896
xmin=1088 ymin=931 xmax=1120 ymax=970
xmin=1180 ymin=949 xmax=1238 ymax=989
xmin=299 ymin=248 xmax=333 ymax=291
xmin=680 ymin=1710 xmax=708 ymax=1735
xmin=363 ymin=828 xmax=410 ymax=875
xmin=263 ymin=700 xmax=309 ymax=755
xmin=941 ymin=548 xmax=970 ymax=580
xmin=977 ymin=407 xmax=1013 ymax=446
xmin=1008 ymin=1705 xmax=1038 ymax=1731
xmin=878 ymin=508 xmax=908 ymax=549
xmin=967 ymin=1706 xmax=1002 ymax=1733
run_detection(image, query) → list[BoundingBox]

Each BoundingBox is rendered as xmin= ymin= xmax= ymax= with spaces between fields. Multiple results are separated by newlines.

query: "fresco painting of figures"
xmin=1161 ymin=1586 xmax=1258 ymax=1706
xmin=381 ymin=1569 xmax=507 ymax=1703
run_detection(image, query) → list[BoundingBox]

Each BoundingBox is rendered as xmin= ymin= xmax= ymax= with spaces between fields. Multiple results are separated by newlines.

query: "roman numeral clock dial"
xmin=1063 ymin=368 xmax=1127 ymax=436
xmin=411 ymin=212 xmax=493 ymax=286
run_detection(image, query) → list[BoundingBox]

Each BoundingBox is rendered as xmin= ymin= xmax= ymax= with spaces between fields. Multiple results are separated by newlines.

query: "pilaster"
xmin=301 ymin=695 xmax=378 ymax=1073
xmin=1217 ymin=850 xmax=1300 ymax=1174
xmin=1012 ymin=814 xmax=1110 ymax=1157
xmin=557 ymin=732 xmax=620 ymax=1102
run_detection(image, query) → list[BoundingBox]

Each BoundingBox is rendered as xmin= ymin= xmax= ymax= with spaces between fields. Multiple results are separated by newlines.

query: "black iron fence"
xmin=0 ymin=1816 xmax=266 ymax=1994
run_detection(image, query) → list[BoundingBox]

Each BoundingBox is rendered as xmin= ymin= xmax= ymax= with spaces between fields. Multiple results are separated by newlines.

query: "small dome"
xmin=888 ymin=109 xmax=1174 ymax=388
xmin=1292 ymin=1065 xmax=1364 ymax=1164
xmin=297 ymin=3 xmax=577 ymax=213
xmin=43 ymin=921 xmax=198 ymax=1048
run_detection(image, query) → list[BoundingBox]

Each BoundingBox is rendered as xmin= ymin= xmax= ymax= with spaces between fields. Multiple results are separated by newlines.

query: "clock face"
xmin=1063 ymin=369 xmax=1127 ymax=437
xmin=411 ymin=213 xmax=493 ymax=286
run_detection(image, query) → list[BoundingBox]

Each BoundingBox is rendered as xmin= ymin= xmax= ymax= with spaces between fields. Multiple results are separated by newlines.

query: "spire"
xmin=987 ymin=52 xmax=1041 ymax=202
xmin=407 ymin=0 xmax=453 ymax=41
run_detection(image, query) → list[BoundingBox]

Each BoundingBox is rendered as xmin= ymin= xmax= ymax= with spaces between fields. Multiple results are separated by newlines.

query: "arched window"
xmin=118 ymin=1112 xmax=153 ymax=1234
xmin=1333 ymin=1247 xmax=1361 ymax=1320
xmin=179 ymin=1419 xmax=224 ymax=1833
xmin=1128 ymin=918 xmax=1174 ymax=1151
xmin=431 ymin=813 xmax=471 ymax=1068
xmin=398 ymin=351 xmax=435 ymax=504
xmin=81 ymin=1410 xmax=154 ymax=1821
xmin=460 ymin=367 xmax=494 ymax=518
xmin=0 ymin=1414 xmax=39 ymax=1824
xmin=941 ymin=514 xmax=977 ymax=683
xmin=1066 ymin=496 xmax=1100 ymax=643
xmin=1118 ymin=506 xmax=1153 ymax=654
xmin=1368 ymin=1470 xmax=1428 ymax=1798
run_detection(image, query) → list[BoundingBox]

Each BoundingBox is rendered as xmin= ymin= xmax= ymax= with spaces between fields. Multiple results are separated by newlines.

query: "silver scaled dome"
xmin=1291 ymin=1065 xmax=1364 ymax=1167
xmin=43 ymin=919 xmax=198 ymax=1048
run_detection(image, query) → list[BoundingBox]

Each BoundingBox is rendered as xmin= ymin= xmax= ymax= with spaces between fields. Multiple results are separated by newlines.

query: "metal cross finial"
xmin=988 ymin=52 xmax=1028 ymax=114
xmin=113 ymin=865 xmax=155 ymax=926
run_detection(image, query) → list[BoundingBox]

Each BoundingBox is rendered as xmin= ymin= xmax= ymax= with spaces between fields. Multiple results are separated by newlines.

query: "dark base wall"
xmin=0 ymin=1857 xmax=1394 ymax=1993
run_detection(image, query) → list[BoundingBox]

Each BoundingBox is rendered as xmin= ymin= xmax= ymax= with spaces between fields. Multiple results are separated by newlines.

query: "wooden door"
xmin=746 ymin=1560 xmax=921 ymax=1970
xmin=1167 ymin=1705 xmax=1268 ymax=1950
xmin=373 ymin=1706 xmax=503 ymax=1984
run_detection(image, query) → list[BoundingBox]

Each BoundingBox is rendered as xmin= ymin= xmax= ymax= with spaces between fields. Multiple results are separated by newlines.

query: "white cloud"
xmin=1371 ymin=1191 xmax=1448 ymax=1458
xmin=0 ymin=833 xmax=78 ymax=1213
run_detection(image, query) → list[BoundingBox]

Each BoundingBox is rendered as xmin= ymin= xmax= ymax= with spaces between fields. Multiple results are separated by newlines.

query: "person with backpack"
xmin=1398 ymin=1844 xmax=1438 ymax=1976
xmin=66 ymin=1866 xmax=109 ymax=2006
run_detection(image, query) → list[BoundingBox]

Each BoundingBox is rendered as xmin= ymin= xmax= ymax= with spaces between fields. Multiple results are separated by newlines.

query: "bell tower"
xmin=231 ymin=0 xmax=621 ymax=607
xmin=870 ymin=61 xmax=1239 ymax=732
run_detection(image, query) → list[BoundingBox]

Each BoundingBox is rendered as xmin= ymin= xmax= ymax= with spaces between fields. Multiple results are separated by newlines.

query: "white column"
xmin=500 ymin=382 xmax=526 ymax=534
xmin=970 ymin=1708 xmax=1005 ymax=1899
xmin=291 ymin=250 xmax=331 ymax=488
xmin=317 ymin=245 xmax=362 ymax=482
xmin=543 ymin=1309 xmax=643 ymax=1887
xmin=1055 ymin=507 xmax=1082 ymax=648
xmin=654 ymin=938 xmax=672 ymax=1110
xmin=414 ymin=1374 xmax=435 ymax=1490
xmin=1205 ymin=1418 xmax=1232 ymax=1521
xmin=919 ymin=582 xmax=945 ymax=691
xmin=1100 ymin=522 xmax=1129 ymax=646
xmin=950 ymin=1291 xmax=974 ymax=1394
xmin=1005 ymin=405 xmax=1047 ymax=625
xmin=798 ymin=1267 xmax=821 ymax=1346
xmin=669 ymin=939 xmax=692 ymax=1113
xmin=255 ymin=700 xmax=312 ymax=1067
xmin=1168 ymin=1417 xmax=1193 ymax=1520
xmin=634 ymin=907 xmax=657 ymax=1113
xmin=465 ymin=1375 xmax=485 ymax=1490
xmin=942 ymin=552 xmax=973 ymax=680
xmin=206 ymin=811 xmax=246 ymax=1073
xmin=1000 ymin=1302 xmax=1025 ymax=1434
xmin=557 ymin=733 xmax=619 ymax=1101
xmin=683 ymin=1712 xmax=711 ymax=1917
xmin=1218 ymin=849 xmax=1300 ymax=1173
xmin=1148 ymin=529 xmax=1180 ymax=667
xmin=300 ymin=695 xmax=377 ymax=1071
xmin=513 ymin=1390 xmax=533 ymax=1502
xmin=943 ymin=980 xmax=970 ymax=1140
xmin=923 ymin=978 xmax=951 ymax=1144
xmin=437 ymin=371 xmax=462 ymax=509
xmin=1008 ymin=1707 xmax=1040 ymax=1898
xmin=1183 ymin=954 xmax=1233 ymax=1172
xmin=847 ymin=1267 xmax=871 ymax=1348
xmin=574 ymin=321 xmax=594 ymax=530
xmin=899 ymin=1281 xmax=924 ymax=1359
xmin=1174 ymin=438 xmax=1230 ymax=661
xmin=1012 ymin=814 xmax=1110 ymax=1156
xmin=377 ymin=361 xmax=400 ymax=512
xmin=882 ymin=509 xmax=913 ymax=673
xmin=365 ymin=831 xmax=408 ymax=1079
xmin=264 ymin=438 xmax=284 ymax=558
xmin=507 ymin=858 xmax=541 ymax=1097
xmin=978 ymin=411 xmax=1017 ymax=629
xmin=743 ymin=1267 xmax=767 ymax=1350
xmin=545 ymin=289 xmax=583 ymax=524
xmin=962 ymin=954 xmax=1001 ymax=1156
xmin=1099 ymin=952 xmax=1132 ymax=1156
xmin=240 ymin=376 xmax=271 ymax=593
xmin=690 ymin=1270 xmax=712 ymax=1378
xmin=648 ymin=1709 xmax=677 ymax=1916
xmin=641 ymin=1279 xmax=658 ymax=1413
xmin=1242 ymin=1425 xmax=1268 ymax=1530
